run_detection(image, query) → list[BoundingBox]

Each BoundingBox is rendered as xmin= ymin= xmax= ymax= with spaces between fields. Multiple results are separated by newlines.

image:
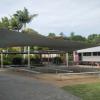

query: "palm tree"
xmin=14 ymin=7 xmax=38 ymax=29
xmin=13 ymin=7 xmax=38 ymax=61
xmin=10 ymin=16 xmax=23 ymax=32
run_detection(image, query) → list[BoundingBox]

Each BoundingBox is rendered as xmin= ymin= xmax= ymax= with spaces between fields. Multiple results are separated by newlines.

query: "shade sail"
xmin=0 ymin=29 xmax=96 ymax=51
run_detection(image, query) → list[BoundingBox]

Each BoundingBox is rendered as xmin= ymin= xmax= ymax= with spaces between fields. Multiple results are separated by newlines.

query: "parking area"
xmin=0 ymin=70 xmax=80 ymax=100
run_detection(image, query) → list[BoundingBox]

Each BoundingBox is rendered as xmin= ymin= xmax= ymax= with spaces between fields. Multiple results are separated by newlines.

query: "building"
xmin=74 ymin=46 xmax=100 ymax=66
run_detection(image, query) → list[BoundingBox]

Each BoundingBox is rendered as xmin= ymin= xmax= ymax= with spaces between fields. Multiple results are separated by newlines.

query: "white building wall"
xmin=82 ymin=56 xmax=100 ymax=62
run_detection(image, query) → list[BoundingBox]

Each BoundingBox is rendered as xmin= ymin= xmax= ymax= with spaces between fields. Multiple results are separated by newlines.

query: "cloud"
xmin=0 ymin=0 xmax=100 ymax=36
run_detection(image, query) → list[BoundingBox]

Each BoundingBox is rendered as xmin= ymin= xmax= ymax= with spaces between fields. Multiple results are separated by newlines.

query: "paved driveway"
xmin=0 ymin=72 xmax=81 ymax=100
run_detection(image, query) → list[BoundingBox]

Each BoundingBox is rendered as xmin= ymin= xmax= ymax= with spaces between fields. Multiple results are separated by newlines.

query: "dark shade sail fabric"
xmin=0 ymin=29 xmax=97 ymax=51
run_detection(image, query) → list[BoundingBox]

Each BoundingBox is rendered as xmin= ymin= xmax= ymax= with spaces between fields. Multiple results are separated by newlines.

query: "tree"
xmin=87 ymin=34 xmax=98 ymax=43
xmin=48 ymin=33 xmax=56 ymax=38
xmin=59 ymin=32 xmax=64 ymax=37
xmin=13 ymin=7 xmax=38 ymax=60
xmin=10 ymin=16 xmax=23 ymax=32
xmin=0 ymin=21 xmax=4 ymax=29
xmin=13 ymin=7 xmax=38 ymax=29
xmin=71 ymin=35 xmax=86 ymax=41
xmin=95 ymin=34 xmax=100 ymax=44
xmin=0 ymin=17 xmax=10 ymax=29
xmin=70 ymin=32 xmax=86 ymax=42
xmin=70 ymin=32 xmax=75 ymax=38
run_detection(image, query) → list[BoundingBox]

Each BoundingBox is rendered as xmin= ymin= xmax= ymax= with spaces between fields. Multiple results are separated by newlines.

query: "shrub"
xmin=53 ymin=57 xmax=62 ymax=65
xmin=12 ymin=56 xmax=23 ymax=65
xmin=0 ymin=60 xmax=12 ymax=65
xmin=30 ymin=57 xmax=41 ymax=65
xmin=3 ymin=60 xmax=12 ymax=65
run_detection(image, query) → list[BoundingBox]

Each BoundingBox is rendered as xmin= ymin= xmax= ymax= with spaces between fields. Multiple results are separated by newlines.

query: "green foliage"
xmin=0 ymin=17 xmax=10 ymax=29
xmin=59 ymin=32 xmax=65 ymax=37
xmin=88 ymin=34 xmax=100 ymax=44
xmin=6 ymin=54 xmax=22 ymax=62
xmin=11 ymin=55 xmax=23 ymax=65
xmin=0 ymin=7 xmax=38 ymax=32
xmin=53 ymin=57 xmax=62 ymax=65
xmin=3 ymin=60 xmax=12 ymax=65
xmin=0 ymin=54 xmax=12 ymax=65
xmin=69 ymin=32 xmax=86 ymax=42
xmin=13 ymin=7 xmax=38 ymax=29
xmin=10 ymin=16 xmax=23 ymax=31
xmin=47 ymin=31 xmax=100 ymax=45
xmin=48 ymin=33 xmax=56 ymax=38
xmin=30 ymin=57 xmax=41 ymax=65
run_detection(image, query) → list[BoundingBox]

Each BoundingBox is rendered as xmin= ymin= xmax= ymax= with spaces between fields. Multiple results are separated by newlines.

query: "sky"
xmin=0 ymin=0 xmax=100 ymax=36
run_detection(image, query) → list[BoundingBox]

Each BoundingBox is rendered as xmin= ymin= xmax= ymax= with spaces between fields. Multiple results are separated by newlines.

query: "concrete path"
xmin=0 ymin=72 xmax=81 ymax=100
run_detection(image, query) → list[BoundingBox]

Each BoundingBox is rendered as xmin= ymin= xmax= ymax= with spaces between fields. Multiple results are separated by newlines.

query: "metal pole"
xmin=48 ymin=54 xmax=49 ymax=65
xmin=1 ymin=52 xmax=3 ymax=68
xmin=66 ymin=52 xmax=69 ymax=67
xmin=28 ymin=46 xmax=30 ymax=67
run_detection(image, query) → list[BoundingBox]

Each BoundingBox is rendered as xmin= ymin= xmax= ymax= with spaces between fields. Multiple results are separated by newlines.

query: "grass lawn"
xmin=62 ymin=82 xmax=100 ymax=100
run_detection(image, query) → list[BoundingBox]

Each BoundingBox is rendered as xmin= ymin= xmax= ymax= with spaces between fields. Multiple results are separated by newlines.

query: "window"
xmin=93 ymin=52 xmax=98 ymax=56
xmin=98 ymin=52 xmax=100 ymax=56
xmin=87 ymin=52 xmax=91 ymax=56
xmin=83 ymin=52 xmax=91 ymax=56
xmin=83 ymin=53 xmax=86 ymax=56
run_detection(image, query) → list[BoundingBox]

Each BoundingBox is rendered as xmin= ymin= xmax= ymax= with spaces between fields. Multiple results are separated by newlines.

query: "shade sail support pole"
xmin=28 ymin=46 xmax=30 ymax=67
xmin=66 ymin=52 xmax=69 ymax=67
xmin=1 ymin=51 xmax=3 ymax=68
xmin=48 ymin=54 xmax=49 ymax=66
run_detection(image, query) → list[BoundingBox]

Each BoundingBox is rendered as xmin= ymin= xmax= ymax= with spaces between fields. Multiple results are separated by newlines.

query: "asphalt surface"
xmin=0 ymin=71 xmax=81 ymax=100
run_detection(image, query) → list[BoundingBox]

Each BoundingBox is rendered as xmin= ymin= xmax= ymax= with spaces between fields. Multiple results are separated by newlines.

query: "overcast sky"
xmin=0 ymin=0 xmax=100 ymax=36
